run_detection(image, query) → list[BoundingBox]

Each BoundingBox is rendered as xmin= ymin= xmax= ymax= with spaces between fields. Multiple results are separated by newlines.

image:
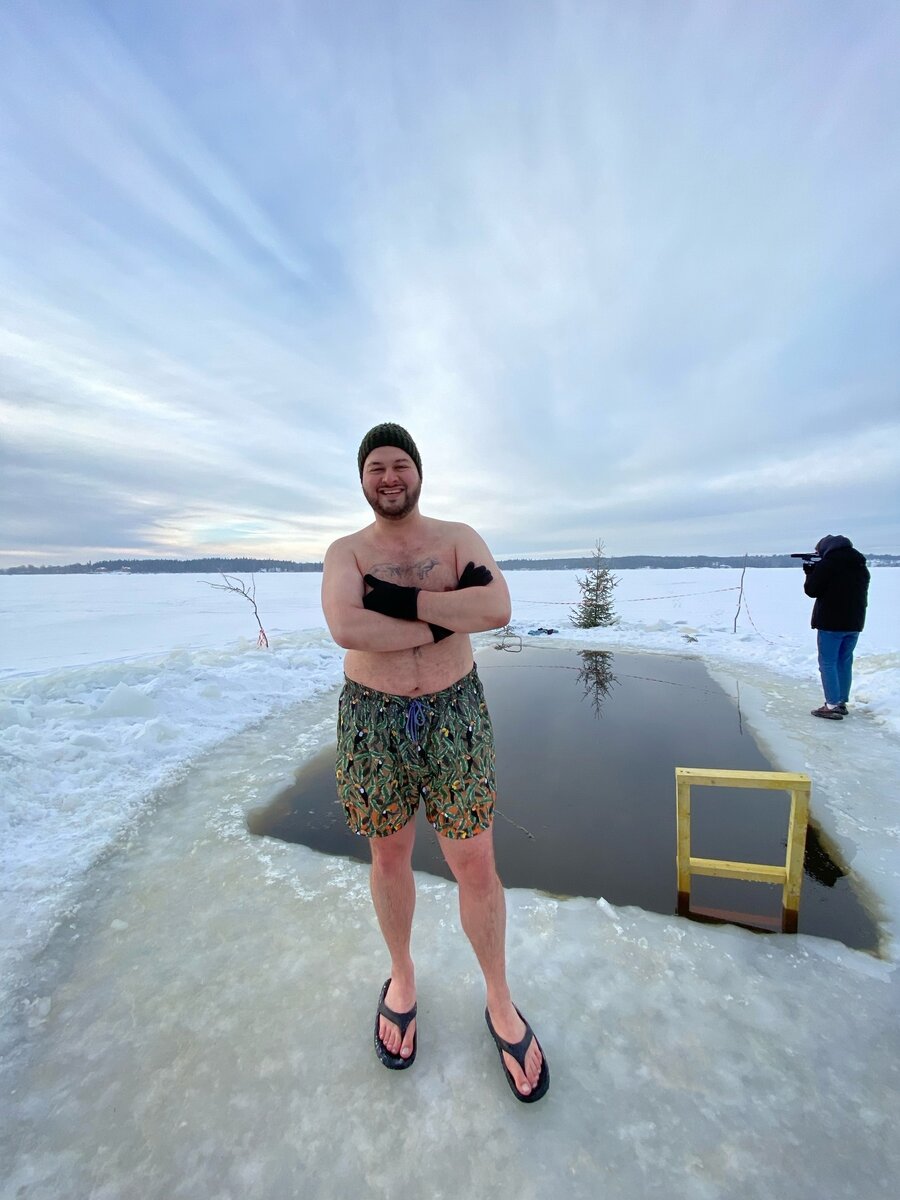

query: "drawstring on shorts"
xmin=405 ymin=698 xmax=426 ymax=744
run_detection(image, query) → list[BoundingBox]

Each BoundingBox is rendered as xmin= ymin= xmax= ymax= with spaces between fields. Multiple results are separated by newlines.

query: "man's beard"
xmin=364 ymin=479 xmax=421 ymax=520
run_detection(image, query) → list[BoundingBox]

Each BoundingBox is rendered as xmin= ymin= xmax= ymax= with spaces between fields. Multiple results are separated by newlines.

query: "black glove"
xmin=427 ymin=561 xmax=493 ymax=641
xmin=363 ymin=574 xmax=420 ymax=621
xmin=457 ymin=561 xmax=493 ymax=589
xmin=425 ymin=558 xmax=493 ymax=637
xmin=363 ymin=574 xmax=453 ymax=642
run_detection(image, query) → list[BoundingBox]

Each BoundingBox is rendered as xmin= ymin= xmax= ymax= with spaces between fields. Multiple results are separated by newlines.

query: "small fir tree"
xmin=571 ymin=540 xmax=619 ymax=628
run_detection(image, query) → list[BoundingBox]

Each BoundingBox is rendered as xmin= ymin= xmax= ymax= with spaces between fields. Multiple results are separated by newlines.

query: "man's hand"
xmin=457 ymin=561 xmax=493 ymax=589
xmin=428 ymin=562 xmax=492 ymax=641
xmin=362 ymin=575 xmax=420 ymax=621
xmin=362 ymin=574 xmax=452 ymax=642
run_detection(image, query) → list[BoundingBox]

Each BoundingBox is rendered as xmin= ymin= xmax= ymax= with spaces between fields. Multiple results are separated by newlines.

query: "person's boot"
xmin=811 ymin=704 xmax=843 ymax=720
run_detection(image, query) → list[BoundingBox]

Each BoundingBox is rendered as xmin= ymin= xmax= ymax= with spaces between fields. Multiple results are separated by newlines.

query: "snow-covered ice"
xmin=1 ymin=568 xmax=898 ymax=1199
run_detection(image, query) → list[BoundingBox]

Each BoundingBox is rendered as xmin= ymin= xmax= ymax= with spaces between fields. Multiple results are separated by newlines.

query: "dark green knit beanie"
xmin=357 ymin=422 xmax=422 ymax=479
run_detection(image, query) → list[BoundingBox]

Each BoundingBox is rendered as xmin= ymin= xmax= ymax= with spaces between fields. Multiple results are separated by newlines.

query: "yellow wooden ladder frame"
xmin=675 ymin=767 xmax=811 ymax=933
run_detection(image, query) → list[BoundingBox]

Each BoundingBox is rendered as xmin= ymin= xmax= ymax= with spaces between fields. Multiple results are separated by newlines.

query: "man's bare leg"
xmin=439 ymin=828 xmax=543 ymax=1096
xmin=369 ymin=818 xmax=417 ymax=1059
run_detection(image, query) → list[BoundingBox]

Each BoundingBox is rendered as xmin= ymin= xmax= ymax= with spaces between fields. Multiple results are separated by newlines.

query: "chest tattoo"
xmin=369 ymin=557 xmax=441 ymax=585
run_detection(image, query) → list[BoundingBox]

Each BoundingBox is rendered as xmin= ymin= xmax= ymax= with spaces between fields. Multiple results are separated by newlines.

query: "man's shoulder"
xmin=424 ymin=516 xmax=479 ymax=540
xmin=325 ymin=526 xmax=374 ymax=559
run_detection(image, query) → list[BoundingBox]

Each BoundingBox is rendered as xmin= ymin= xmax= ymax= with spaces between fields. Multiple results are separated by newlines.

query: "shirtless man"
xmin=321 ymin=422 xmax=548 ymax=1103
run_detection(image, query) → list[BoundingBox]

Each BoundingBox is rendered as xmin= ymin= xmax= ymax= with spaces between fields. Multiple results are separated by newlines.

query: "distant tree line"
xmin=497 ymin=554 xmax=900 ymax=570
xmin=0 ymin=557 xmax=322 ymax=575
xmin=2 ymin=552 xmax=897 ymax=576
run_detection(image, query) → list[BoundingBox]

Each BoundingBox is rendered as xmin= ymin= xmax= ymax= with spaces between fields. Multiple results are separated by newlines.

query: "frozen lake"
xmin=1 ymin=569 xmax=898 ymax=1198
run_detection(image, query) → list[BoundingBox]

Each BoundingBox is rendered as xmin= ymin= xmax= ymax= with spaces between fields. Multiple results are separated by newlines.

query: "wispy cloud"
xmin=1 ymin=0 xmax=898 ymax=563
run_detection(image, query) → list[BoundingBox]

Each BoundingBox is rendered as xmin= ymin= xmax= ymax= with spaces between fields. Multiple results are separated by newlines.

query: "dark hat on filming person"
xmin=815 ymin=534 xmax=853 ymax=556
xmin=357 ymin=423 xmax=422 ymax=479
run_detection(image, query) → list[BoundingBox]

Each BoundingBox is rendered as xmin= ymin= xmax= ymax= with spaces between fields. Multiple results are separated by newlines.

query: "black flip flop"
xmin=374 ymin=979 xmax=417 ymax=1070
xmin=485 ymin=1005 xmax=550 ymax=1103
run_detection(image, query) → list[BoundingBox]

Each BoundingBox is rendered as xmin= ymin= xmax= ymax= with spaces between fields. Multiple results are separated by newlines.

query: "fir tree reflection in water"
xmin=577 ymin=649 xmax=618 ymax=717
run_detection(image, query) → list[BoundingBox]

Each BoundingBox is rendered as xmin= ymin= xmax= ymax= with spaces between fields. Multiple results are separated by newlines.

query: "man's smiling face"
xmin=361 ymin=446 xmax=422 ymax=520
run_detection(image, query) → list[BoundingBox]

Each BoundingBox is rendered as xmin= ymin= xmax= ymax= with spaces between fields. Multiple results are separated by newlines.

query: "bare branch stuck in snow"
xmin=201 ymin=574 xmax=270 ymax=647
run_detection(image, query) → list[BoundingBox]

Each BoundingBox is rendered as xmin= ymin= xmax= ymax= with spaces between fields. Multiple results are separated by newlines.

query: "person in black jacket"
xmin=803 ymin=534 xmax=870 ymax=720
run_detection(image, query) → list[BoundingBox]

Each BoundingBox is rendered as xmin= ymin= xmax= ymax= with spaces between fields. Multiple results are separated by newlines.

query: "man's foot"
xmin=811 ymin=704 xmax=843 ymax=720
xmin=485 ymin=1000 xmax=549 ymax=1102
xmin=375 ymin=978 xmax=417 ymax=1069
xmin=834 ymin=703 xmax=849 ymax=715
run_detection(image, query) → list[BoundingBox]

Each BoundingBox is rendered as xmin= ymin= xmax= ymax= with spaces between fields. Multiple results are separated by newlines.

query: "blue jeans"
xmin=817 ymin=630 xmax=859 ymax=705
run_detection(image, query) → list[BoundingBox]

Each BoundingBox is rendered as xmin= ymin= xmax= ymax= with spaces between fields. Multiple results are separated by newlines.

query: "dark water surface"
xmin=248 ymin=646 xmax=879 ymax=952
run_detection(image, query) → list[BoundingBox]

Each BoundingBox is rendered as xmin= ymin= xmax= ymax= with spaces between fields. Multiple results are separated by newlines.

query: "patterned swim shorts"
xmin=335 ymin=665 xmax=496 ymax=839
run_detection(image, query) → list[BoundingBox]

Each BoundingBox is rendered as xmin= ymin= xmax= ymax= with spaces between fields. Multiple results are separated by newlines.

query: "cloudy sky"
xmin=1 ymin=0 xmax=898 ymax=566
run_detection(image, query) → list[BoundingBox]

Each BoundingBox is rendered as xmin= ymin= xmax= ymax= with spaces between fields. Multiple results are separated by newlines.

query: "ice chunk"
xmin=91 ymin=682 xmax=158 ymax=720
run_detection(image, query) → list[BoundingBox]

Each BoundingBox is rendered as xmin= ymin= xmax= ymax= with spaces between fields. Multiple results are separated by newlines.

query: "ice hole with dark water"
xmin=248 ymin=646 xmax=879 ymax=953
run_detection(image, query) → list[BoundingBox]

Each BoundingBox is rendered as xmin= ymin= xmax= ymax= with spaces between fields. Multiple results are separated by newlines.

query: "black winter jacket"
xmin=803 ymin=545 xmax=870 ymax=631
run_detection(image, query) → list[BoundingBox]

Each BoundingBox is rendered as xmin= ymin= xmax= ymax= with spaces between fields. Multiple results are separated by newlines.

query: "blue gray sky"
xmin=2 ymin=0 xmax=899 ymax=566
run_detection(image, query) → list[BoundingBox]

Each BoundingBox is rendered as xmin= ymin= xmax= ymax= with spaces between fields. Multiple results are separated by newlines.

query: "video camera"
xmin=790 ymin=553 xmax=820 ymax=563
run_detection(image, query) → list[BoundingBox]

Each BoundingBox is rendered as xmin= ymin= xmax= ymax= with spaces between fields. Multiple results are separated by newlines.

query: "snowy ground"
xmin=1 ymin=568 xmax=898 ymax=1199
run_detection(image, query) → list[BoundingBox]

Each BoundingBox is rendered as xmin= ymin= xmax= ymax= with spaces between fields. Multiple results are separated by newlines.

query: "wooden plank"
xmin=675 ymin=767 xmax=810 ymax=790
xmin=675 ymin=778 xmax=693 ymax=896
xmin=783 ymin=783 xmax=811 ymax=911
xmin=688 ymin=904 xmax=783 ymax=932
xmin=689 ymin=856 xmax=787 ymax=884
